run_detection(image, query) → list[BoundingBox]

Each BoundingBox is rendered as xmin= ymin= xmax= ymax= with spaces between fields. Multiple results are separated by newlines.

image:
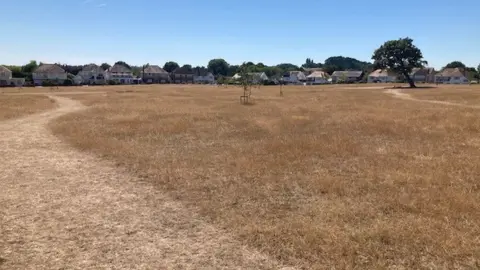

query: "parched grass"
xmin=50 ymin=84 xmax=480 ymax=269
xmin=406 ymin=84 xmax=480 ymax=105
xmin=0 ymin=94 xmax=56 ymax=120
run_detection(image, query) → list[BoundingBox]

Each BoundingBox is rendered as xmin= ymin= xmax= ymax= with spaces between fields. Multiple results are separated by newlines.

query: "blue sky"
xmin=1 ymin=0 xmax=479 ymax=69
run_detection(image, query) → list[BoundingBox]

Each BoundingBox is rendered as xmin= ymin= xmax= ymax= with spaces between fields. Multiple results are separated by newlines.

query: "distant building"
xmin=331 ymin=70 xmax=363 ymax=83
xmin=78 ymin=64 xmax=106 ymax=85
xmin=141 ymin=65 xmax=170 ymax=84
xmin=306 ymin=71 xmax=330 ymax=84
xmin=367 ymin=69 xmax=398 ymax=83
xmin=410 ymin=67 xmax=435 ymax=83
xmin=434 ymin=68 xmax=469 ymax=84
xmin=282 ymin=71 xmax=306 ymax=84
xmin=0 ymin=66 xmax=25 ymax=87
xmin=32 ymin=64 xmax=67 ymax=86
xmin=106 ymin=64 xmax=134 ymax=84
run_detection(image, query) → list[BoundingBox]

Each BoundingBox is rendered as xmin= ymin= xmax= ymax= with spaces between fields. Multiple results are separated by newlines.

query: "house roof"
xmin=303 ymin=68 xmax=323 ymax=75
xmin=307 ymin=71 xmax=329 ymax=78
xmin=284 ymin=71 xmax=305 ymax=77
xmin=369 ymin=69 xmax=397 ymax=77
xmin=142 ymin=65 xmax=168 ymax=74
xmin=332 ymin=70 xmax=363 ymax=77
xmin=172 ymin=66 xmax=194 ymax=74
xmin=410 ymin=67 xmax=435 ymax=76
xmin=0 ymin=65 xmax=11 ymax=73
xmin=81 ymin=64 xmax=104 ymax=73
xmin=193 ymin=67 xmax=210 ymax=76
xmin=34 ymin=64 xmax=66 ymax=74
xmin=108 ymin=64 xmax=132 ymax=73
xmin=435 ymin=68 xmax=466 ymax=77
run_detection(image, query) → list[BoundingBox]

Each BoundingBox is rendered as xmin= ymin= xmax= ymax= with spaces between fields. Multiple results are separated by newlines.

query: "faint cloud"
xmin=82 ymin=0 xmax=94 ymax=4
xmin=97 ymin=3 xmax=107 ymax=7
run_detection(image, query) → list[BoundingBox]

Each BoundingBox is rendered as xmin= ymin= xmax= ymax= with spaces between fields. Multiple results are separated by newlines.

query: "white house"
xmin=282 ymin=71 xmax=306 ymax=84
xmin=193 ymin=68 xmax=215 ymax=84
xmin=106 ymin=64 xmax=134 ymax=84
xmin=367 ymin=69 xmax=398 ymax=83
xmin=78 ymin=64 xmax=107 ymax=85
xmin=434 ymin=68 xmax=469 ymax=84
xmin=306 ymin=71 xmax=330 ymax=84
xmin=32 ymin=64 xmax=67 ymax=86
xmin=0 ymin=66 xmax=25 ymax=87
xmin=233 ymin=72 xmax=269 ymax=84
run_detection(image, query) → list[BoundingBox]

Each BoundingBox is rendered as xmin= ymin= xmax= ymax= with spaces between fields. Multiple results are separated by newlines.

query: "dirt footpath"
xmin=0 ymin=96 xmax=291 ymax=270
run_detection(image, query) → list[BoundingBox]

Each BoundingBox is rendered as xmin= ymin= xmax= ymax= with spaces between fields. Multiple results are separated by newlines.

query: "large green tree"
xmin=444 ymin=61 xmax=466 ymax=69
xmin=100 ymin=63 xmax=111 ymax=70
xmin=207 ymin=58 xmax=229 ymax=76
xmin=22 ymin=60 xmax=38 ymax=73
xmin=372 ymin=37 xmax=427 ymax=88
xmin=163 ymin=61 xmax=180 ymax=73
xmin=114 ymin=61 xmax=131 ymax=69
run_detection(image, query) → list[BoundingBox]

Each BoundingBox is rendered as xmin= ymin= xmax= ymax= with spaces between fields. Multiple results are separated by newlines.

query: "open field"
xmin=406 ymin=84 xmax=480 ymax=105
xmin=0 ymin=94 xmax=56 ymax=121
xmin=41 ymin=84 xmax=480 ymax=268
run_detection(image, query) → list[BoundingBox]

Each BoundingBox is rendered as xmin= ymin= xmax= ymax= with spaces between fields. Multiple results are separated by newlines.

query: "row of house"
xmin=0 ymin=63 xmax=216 ymax=87
xmin=367 ymin=67 xmax=470 ymax=84
xmin=0 ymin=62 xmax=472 ymax=87
xmin=259 ymin=67 xmax=470 ymax=85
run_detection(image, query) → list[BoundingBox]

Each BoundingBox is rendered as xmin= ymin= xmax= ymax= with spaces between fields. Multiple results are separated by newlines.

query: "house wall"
xmin=435 ymin=76 xmax=469 ymax=84
xmin=307 ymin=77 xmax=328 ymax=84
xmin=106 ymin=72 xmax=134 ymax=84
xmin=0 ymin=70 xmax=12 ymax=80
xmin=172 ymin=74 xmax=194 ymax=84
xmin=368 ymin=76 xmax=396 ymax=83
xmin=32 ymin=72 xmax=67 ymax=85
xmin=79 ymin=71 xmax=106 ymax=85
xmin=193 ymin=75 xmax=215 ymax=84
xmin=142 ymin=73 xmax=170 ymax=84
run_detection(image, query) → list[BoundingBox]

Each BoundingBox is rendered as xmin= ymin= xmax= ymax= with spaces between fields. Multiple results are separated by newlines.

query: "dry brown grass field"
xmin=0 ymin=94 xmax=56 ymax=120
xmin=39 ymin=84 xmax=480 ymax=268
xmin=406 ymin=84 xmax=480 ymax=105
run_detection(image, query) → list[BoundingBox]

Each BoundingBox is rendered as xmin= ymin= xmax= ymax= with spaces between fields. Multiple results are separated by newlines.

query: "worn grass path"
xmin=386 ymin=88 xmax=480 ymax=109
xmin=0 ymin=95 xmax=292 ymax=270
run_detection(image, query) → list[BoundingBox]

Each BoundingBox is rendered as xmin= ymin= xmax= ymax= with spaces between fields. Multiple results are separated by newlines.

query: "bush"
xmin=63 ymin=79 xmax=73 ymax=86
xmin=41 ymin=80 xmax=56 ymax=87
xmin=108 ymin=80 xmax=117 ymax=85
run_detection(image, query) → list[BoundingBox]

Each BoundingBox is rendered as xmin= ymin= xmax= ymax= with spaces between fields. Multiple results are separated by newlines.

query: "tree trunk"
xmin=404 ymin=73 xmax=416 ymax=88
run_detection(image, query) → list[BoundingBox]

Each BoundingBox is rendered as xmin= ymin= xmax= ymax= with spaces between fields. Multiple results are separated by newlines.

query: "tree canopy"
xmin=101 ymin=63 xmax=111 ymax=70
xmin=372 ymin=37 xmax=426 ymax=87
xmin=444 ymin=61 xmax=466 ymax=69
xmin=114 ymin=61 xmax=131 ymax=69
xmin=163 ymin=61 xmax=180 ymax=73
xmin=207 ymin=58 xmax=229 ymax=76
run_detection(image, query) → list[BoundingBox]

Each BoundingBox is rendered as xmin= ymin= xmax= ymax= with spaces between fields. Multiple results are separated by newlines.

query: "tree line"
xmin=3 ymin=37 xmax=480 ymax=88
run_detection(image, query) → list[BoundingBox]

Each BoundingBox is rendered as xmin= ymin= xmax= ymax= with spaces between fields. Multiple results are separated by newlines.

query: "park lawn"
xmin=50 ymin=84 xmax=480 ymax=269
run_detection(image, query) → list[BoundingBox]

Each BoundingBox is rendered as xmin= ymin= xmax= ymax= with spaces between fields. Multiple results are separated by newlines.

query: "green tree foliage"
xmin=57 ymin=64 xmax=83 ymax=75
xmin=114 ymin=61 xmax=131 ymax=69
xmin=444 ymin=61 xmax=466 ymax=69
xmin=276 ymin=63 xmax=299 ymax=72
xmin=207 ymin=58 xmax=229 ymax=76
xmin=372 ymin=37 xmax=427 ymax=88
xmin=101 ymin=63 xmax=111 ymax=70
xmin=181 ymin=64 xmax=193 ymax=72
xmin=163 ymin=61 xmax=180 ymax=73
xmin=227 ymin=65 xmax=239 ymax=76
xmin=302 ymin=58 xmax=322 ymax=68
xmin=324 ymin=56 xmax=371 ymax=71
xmin=22 ymin=60 xmax=38 ymax=73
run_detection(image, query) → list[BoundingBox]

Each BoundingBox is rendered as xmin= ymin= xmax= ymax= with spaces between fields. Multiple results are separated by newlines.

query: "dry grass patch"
xmin=406 ymin=84 xmax=480 ymax=105
xmin=0 ymin=94 xmax=56 ymax=120
xmin=51 ymin=85 xmax=480 ymax=269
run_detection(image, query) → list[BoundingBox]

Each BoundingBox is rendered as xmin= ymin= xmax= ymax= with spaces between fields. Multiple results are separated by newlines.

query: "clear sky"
xmin=1 ymin=0 xmax=479 ymax=69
